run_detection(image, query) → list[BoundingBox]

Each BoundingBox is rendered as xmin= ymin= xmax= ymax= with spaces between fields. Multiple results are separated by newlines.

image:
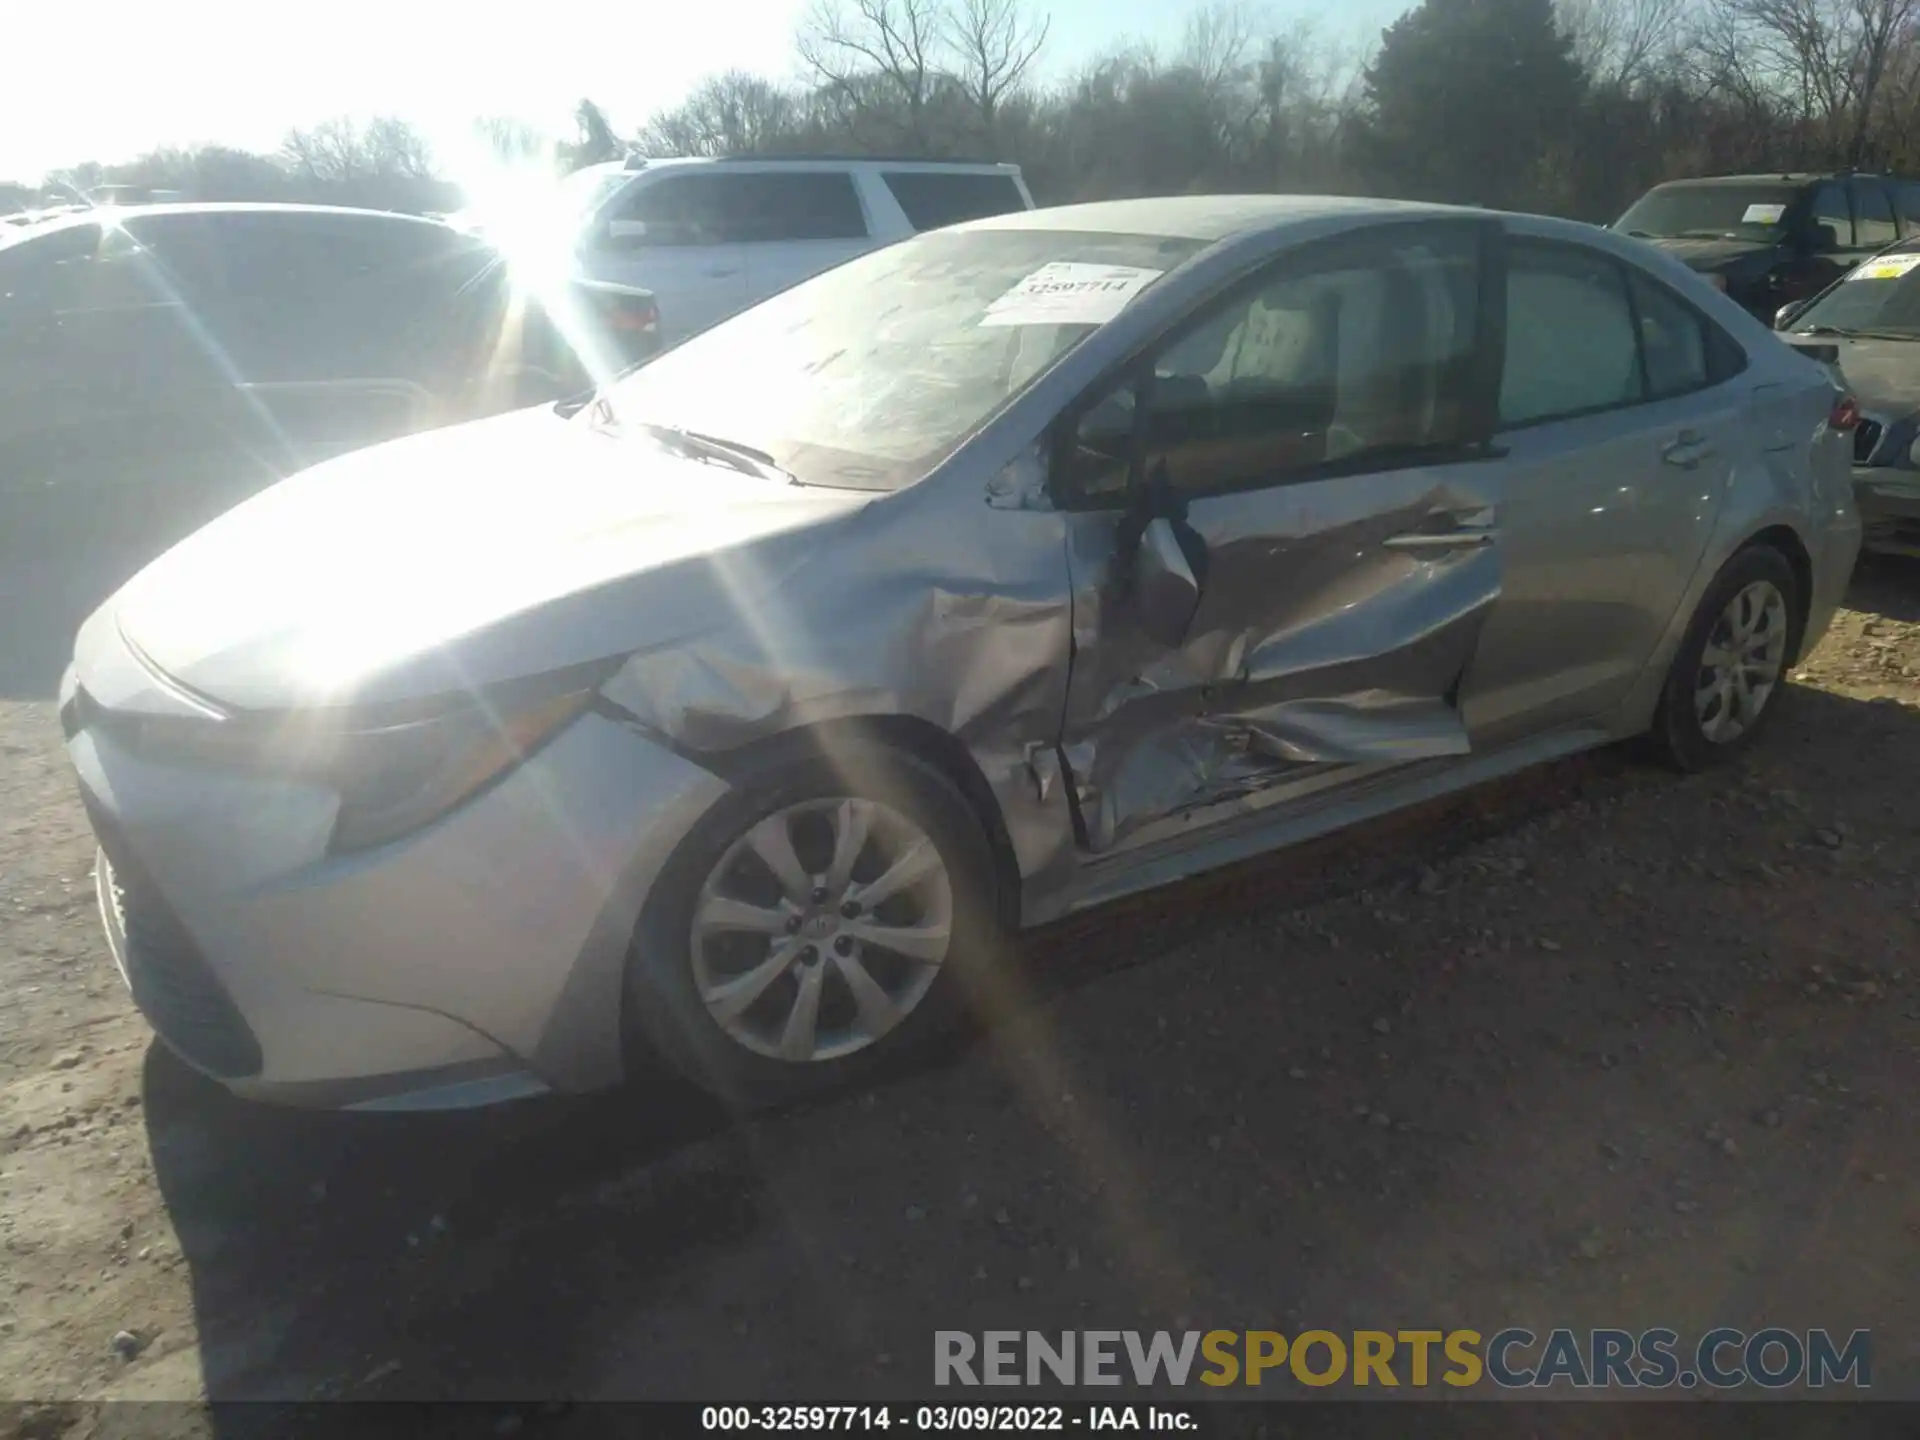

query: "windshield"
xmin=1615 ymin=184 xmax=1798 ymax=242
xmin=1794 ymin=247 xmax=1920 ymax=336
xmin=596 ymin=227 xmax=1205 ymax=490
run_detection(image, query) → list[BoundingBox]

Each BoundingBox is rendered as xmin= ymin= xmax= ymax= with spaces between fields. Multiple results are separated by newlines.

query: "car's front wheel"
xmin=626 ymin=742 xmax=1004 ymax=1108
xmin=1645 ymin=543 xmax=1804 ymax=771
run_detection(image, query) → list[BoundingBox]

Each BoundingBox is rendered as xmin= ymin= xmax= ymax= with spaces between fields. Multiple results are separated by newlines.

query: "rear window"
xmin=883 ymin=171 xmax=1028 ymax=231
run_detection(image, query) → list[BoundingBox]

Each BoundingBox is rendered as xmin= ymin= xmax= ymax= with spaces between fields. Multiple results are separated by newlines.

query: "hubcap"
xmin=1695 ymin=579 xmax=1788 ymax=744
xmin=690 ymin=798 xmax=953 ymax=1063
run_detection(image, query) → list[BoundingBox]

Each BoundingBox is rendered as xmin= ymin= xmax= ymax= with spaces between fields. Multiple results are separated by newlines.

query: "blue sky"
xmin=2 ymin=0 xmax=1412 ymax=183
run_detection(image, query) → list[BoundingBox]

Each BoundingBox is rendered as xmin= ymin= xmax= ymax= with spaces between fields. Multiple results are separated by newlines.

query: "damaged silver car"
xmin=62 ymin=195 xmax=1862 ymax=1111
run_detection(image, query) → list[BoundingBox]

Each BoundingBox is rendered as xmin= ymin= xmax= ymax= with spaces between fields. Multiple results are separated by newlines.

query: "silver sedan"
xmin=61 ymin=195 xmax=1863 ymax=1111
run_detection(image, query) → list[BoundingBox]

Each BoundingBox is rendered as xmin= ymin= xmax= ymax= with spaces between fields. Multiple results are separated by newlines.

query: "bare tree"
xmin=1561 ymin=0 xmax=1692 ymax=86
xmin=1710 ymin=0 xmax=1920 ymax=160
xmin=798 ymin=0 xmax=948 ymax=147
xmin=639 ymin=71 xmax=802 ymax=155
xmin=944 ymin=0 xmax=1050 ymax=142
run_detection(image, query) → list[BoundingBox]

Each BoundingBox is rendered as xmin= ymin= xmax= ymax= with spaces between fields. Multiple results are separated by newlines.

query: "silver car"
xmin=61 ymin=196 xmax=1862 ymax=1112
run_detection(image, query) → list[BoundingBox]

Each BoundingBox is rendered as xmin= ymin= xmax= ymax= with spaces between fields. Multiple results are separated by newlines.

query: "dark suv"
xmin=1612 ymin=170 xmax=1920 ymax=318
xmin=0 ymin=203 xmax=661 ymax=689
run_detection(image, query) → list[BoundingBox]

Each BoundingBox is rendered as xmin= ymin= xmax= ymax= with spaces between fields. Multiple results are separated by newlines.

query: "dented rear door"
xmin=1054 ymin=218 xmax=1505 ymax=855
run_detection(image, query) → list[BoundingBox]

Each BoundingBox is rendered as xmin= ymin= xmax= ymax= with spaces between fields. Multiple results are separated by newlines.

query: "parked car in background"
xmin=1776 ymin=235 xmax=1920 ymax=557
xmin=565 ymin=154 xmax=1036 ymax=340
xmin=1612 ymin=170 xmax=1920 ymax=318
xmin=61 ymin=194 xmax=1859 ymax=1114
xmin=1 ymin=202 xmax=660 ymax=685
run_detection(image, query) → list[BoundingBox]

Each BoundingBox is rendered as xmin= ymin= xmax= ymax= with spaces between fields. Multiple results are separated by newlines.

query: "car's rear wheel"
xmin=625 ymin=743 xmax=1004 ymax=1108
xmin=1645 ymin=544 xmax=1803 ymax=771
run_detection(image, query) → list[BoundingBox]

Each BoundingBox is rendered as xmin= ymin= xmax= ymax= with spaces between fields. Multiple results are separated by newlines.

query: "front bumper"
xmin=63 ymin=640 xmax=729 ymax=1110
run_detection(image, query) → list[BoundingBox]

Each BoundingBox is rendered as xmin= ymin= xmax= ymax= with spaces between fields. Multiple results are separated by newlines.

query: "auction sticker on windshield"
xmin=982 ymin=262 xmax=1164 ymax=327
xmin=1741 ymin=203 xmax=1787 ymax=224
xmin=1849 ymin=252 xmax=1920 ymax=281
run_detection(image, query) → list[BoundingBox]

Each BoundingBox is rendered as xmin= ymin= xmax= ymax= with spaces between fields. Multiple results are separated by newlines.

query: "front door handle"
xmin=705 ymin=266 xmax=740 ymax=278
xmin=1662 ymin=430 xmax=1716 ymax=469
xmin=1383 ymin=528 xmax=1498 ymax=551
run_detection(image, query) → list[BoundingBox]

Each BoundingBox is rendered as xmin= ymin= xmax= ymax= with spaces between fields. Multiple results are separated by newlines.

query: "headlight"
xmin=326 ymin=682 xmax=599 ymax=854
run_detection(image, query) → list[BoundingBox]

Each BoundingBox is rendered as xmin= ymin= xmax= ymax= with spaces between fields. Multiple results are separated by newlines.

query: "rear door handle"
xmin=1662 ymin=430 xmax=1715 ymax=468
xmin=705 ymin=267 xmax=739 ymax=277
xmin=1382 ymin=528 xmax=1498 ymax=551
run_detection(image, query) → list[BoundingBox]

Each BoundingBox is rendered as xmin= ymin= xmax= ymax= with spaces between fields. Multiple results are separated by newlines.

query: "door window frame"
xmin=1493 ymin=235 xmax=1748 ymax=435
xmin=1047 ymin=217 xmax=1509 ymax=512
xmin=1850 ymin=179 xmax=1899 ymax=250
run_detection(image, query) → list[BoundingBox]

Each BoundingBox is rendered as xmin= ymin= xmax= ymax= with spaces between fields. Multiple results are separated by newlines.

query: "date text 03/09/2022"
xmin=700 ymin=1406 xmax=1195 ymax=1432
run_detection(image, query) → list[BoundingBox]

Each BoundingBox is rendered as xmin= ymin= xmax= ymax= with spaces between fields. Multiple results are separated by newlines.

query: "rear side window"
xmin=1896 ymin=182 xmax=1920 ymax=232
xmin=1629 ymin=272 xmax=1709 ymax=397
xmin=721 ymin=172 xmax=868 ymax=243
xmin=611 ymin=172 xmax=869 ymax=244
xmin=1500 ymin=239 xmax=1744 ymax=428
xmin=883 ymin=171 xmax=1027 ymax=231
xmin=1810 ymin=184 xmax=1852 ymax=247
xmin=1854 ymin=183 xmax=1898 ymax=248
xmin=1501 ymin=244 xmax=1640 ymax=426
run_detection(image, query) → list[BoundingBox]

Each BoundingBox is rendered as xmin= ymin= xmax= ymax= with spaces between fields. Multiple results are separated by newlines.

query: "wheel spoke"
xmin=834 ymin=948 xmax=904 ymax=1038
xmin=824 ymin=799 xmax=872 ymax=894
xmin=744 ymin=815 xmax=812 ymax=901
xmin=846 ymin=918 xmax=950 ymax=964
xmin=1701 ymin=641 xmax=1736 ymax=671
xmin=694 ymin=893 xmax=789 ymax=935
xmin=704 ymin=937 xmax=802 ymax=1022
xmin=851 ymin=837 xmax=941 ymax=909
xmin=778 ymin=960 xmax=826 ymax=1061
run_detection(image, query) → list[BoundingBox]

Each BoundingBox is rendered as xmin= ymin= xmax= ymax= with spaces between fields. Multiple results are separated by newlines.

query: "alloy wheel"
xmin=1694 ymin=579 xmax=1789 ymax=744
xmin=690 ymin=798 xmax=953 ymax=1063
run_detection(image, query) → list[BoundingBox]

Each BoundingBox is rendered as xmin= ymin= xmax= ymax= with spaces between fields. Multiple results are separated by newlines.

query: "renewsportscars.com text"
xmin=933 ymin=1328 xmax=1871 ymax=1390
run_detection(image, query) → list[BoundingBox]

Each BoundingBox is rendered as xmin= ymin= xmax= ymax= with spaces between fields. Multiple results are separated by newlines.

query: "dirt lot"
xmin=1 ymin=558 xmax=1917 ymax=1425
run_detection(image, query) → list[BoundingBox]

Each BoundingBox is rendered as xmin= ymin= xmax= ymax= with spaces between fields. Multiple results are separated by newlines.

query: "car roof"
xmin=0 ymin=201 xmax=454 ymax=251
xmin=619 ymin=154 xmax=1022 ymax=175
xmin=955 ymin=193 xmax=1482 ymax=243
xmin=1647 ymin=172 xmax=1906 ymax=188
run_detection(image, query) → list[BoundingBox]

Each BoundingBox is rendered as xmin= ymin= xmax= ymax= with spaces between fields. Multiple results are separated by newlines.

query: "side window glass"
xmin=1810 ymin=185 xmax=1851 ymax=249
xmin=727 ymin=173 xmax=869 ymax=243
xmin=609 ymin=176 xmax=724 ymax=247
xmin=1854 ymin=184 xmax=1898 ymax=248
xmin=1897 ymin=183 xmax=1920 ymax=233
xmin=1628 ymin=272 xmax=1710 ymax=398
xmin=1500 ymin=242 xmax=1640 ymax=428
xmin=1110 ymin=230 xmax=1480 ymax=497
xmin=1066 ymin=388 xmax=1136 ymax=502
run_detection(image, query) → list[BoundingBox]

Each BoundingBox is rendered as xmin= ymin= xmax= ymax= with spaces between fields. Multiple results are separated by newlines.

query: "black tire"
xmin=1643 ymin=543 xmax=1804 ymax=772
xmin=624 ymin=740 xmax=1008 ymax=1110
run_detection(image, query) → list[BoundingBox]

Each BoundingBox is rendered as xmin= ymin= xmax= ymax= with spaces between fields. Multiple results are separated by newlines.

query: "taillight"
xmin=608 ymin=298 xmax=658 ymax=334
xmin=1705 ymin=273 xmax=1728 ymax=292
xmin=1830 ymin=394 xmax=1861 ymax=430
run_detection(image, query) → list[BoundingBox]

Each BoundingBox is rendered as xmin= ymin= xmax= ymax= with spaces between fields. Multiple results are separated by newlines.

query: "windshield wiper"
xmin=630 ymin=420 xmax=801 ymax=484
xmin=1800 ymin=324 xmax=1920 ymax=342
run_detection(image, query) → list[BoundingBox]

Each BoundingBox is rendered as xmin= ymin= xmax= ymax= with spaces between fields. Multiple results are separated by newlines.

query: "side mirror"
xmin=1130 ymin=515 xmax=1204 ymax=648
xmin=1774 ymin=300 xmax=1805 ymax=330
xmin=1809 ymin=223 xmax=1840 ymax=255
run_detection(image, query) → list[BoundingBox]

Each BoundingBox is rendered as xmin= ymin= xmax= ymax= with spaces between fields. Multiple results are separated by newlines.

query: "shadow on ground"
xmin=138 ymin=671 xmax=1920 ymax=1417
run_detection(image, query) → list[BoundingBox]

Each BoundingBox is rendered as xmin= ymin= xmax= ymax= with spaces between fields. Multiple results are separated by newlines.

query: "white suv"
xmin=562 ymin=155 xmax=1036 ymax=341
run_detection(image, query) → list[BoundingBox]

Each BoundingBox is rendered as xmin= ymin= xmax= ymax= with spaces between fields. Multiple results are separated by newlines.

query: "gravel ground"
xmin=1 ymin=557 xmax=1917 ymax=1424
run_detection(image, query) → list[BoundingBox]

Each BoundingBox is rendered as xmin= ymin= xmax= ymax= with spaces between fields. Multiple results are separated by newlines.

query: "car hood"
xmin=1642 ymin=236 xmax=1772 ymax=270
xmin=96 ymin=405 xmax=870 ymax=711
